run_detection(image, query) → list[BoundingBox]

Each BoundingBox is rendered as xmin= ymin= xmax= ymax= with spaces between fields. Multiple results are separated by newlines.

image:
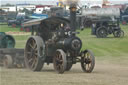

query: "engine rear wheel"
xmin=53 ymin=49 xmax=67 ymax=74
xmin=81 ymin=50 xmax=95 ymax=73
xmin=96 ymin=27 xmax=108 ymax=38
xmin=24 ymin=36 xmax=45 ymax=71
xmin=3 ymin=55 xmax=13 ymax=68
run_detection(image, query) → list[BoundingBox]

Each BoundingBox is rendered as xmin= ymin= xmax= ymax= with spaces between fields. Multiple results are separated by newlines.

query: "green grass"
xmin=76 ymin=25 xmax=128 ymax=63
xmin=0 ymin=25 xmax=20 ymax=32
xmin=77 ymin=25 xmax=128 ymax=57
xmin=14 ymin=35 xmax=30 ymax=48
xmin=0 ymin=24 xmax=128 ymax=59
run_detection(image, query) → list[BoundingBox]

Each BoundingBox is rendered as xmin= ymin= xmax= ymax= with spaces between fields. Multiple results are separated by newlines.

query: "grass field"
xmin=1 ymin=25 xmax=128 ymax=57
xmin=0 ymin=24 xmax=128 ymax=85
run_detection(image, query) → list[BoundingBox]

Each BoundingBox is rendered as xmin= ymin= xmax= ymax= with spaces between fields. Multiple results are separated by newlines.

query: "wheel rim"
xmin=83 ymin=52 xmax=92 ymax=71
xmin=120 ymin=30 xmax=124 ymax=37
xmin=2 ymin=35 xmax=15 ymax=48
xmin=3 ymin=55 xmax=13 ymax=68
xmin=81 ymin=50 xmax=95 ymax=73
xmin=53 ymin=50 xmax=66 ymax=74
xmin=25 ymin=38 xmax=38 ymax=69
xmin=4 ymin=58 xmax=8 ymax=67
xmin=114 ymin=31 xmax=120 ymax=37
xmin=98 ymin=29 xmax=107 ymax=38
xmin=114 ymin=30 xmax=124 ymax=38
xmin=25 ymin=36 xmax=45 ymax=71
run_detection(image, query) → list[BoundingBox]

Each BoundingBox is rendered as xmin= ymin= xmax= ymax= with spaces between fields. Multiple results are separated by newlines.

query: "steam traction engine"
xmin=81 ymin=8 xmax=124 ymax=38
xmin=24 ymin=4 xmax=95 ymax=74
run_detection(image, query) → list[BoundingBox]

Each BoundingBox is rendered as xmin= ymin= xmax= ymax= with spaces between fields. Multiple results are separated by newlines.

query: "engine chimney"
xmin=69 ymin=4 xmax=77 ymax=31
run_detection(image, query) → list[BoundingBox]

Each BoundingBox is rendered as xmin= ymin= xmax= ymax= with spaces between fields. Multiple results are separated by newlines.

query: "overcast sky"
xmin=0 ymin=0 xmax=128 ymax=5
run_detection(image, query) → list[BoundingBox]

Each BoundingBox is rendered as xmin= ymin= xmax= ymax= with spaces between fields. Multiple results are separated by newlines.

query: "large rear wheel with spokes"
xmin=96 ymin=26 xmax=108 ymax=38
xmin=24 ymin=36 xmax=45 ymax=71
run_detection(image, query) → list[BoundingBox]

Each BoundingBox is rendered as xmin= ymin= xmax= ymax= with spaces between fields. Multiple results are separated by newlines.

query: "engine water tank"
xmin=81 ymin=8 xmax=120 ymax=18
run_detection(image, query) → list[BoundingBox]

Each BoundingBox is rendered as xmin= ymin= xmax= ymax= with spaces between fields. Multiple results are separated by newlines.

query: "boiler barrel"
xmin=81 ymin=8 xmax=120 ymax=18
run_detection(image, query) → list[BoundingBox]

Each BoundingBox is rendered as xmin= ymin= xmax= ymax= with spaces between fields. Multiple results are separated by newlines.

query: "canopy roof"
xmin=22 ymin=17 xmax=70 ymax=27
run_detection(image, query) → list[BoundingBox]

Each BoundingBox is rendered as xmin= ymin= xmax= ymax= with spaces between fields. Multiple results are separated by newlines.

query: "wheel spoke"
xmin=56 ymin=54 xmax=59 ymax=61
xmin=27 ymin=52 xmax=31 ymax=55
xmin=26 ymin=39 xmax=38 ymax=68
xmin=33 ymin=44 xmax=37 ymax=50
xmin=85 ymin=53 xmax=88 ymax=58
xmin=86 ymin=64 xmax=89 ymax=70
xmin=58 ymin=54 xmax=62 ymax=60
xmin=59 ymin=64 xmax=63 ymax=70
xmin=56 ymin=64 xmax=61 ymax=70
xmin=53 ymin=50 xmax=66 ymax=73
xmin=89 ymin=63 xmax=92 ymax=68
xmin=87 ymin=53 xmax=89 ymax=59
xmin=88 ymin=54 xmax=91 ymax=60
xmin=88 ymin=64 xmax=90 ymax=70
xmin=81 ymin=50 xmax=95 ymax=73
xmin=31 ymin=60 xmax=35 ymax=68
xmin=32 ymin=39 xmax=35 ymax=46
xmin=59 ymin=60 xmax=63 ymax=63
xmin=29 ymin=43 xmax=34 ymax=49
xmin=28 ymin=58 xmax=33 ymax=63
xmin=34 ymin=53 xmax=38 ymax=56
xmin=82 ymin=53 xmax=84 ymax=57
xmin=31 ymin=57 xmax=37 ymax=68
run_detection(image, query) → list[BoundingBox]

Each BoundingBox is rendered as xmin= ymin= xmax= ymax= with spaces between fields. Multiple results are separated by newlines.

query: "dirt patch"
xmin=0 ymin=60 xmax=128 ymax=85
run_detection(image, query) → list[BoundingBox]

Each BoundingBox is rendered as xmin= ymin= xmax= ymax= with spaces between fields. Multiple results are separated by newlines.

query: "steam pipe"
xmin=69 ymin=4 xmax=77 ymax=32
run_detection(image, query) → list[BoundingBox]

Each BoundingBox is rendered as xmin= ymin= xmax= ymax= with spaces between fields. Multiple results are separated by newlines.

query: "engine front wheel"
xmin=113 ymin=30 xmax=124 ymax=38
xmin=81 ymin=50 xmax=95 ymax=73
xmin=53 ymin=49 xmax=67 ymax=74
